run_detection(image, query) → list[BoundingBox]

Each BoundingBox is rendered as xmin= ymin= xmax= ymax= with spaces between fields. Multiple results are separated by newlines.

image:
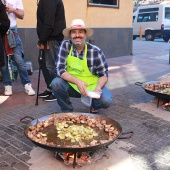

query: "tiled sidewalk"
xmin=0 ymin=40 xmax=170 ymax=170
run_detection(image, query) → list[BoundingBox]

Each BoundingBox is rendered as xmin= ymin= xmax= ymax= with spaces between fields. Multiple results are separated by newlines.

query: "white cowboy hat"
xmin=63 ymin=19 xmax=93 ymax=38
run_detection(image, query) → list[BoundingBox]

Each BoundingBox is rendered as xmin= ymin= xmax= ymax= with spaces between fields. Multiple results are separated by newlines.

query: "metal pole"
xmin=35 ymin=50 xmax=42 ymax=105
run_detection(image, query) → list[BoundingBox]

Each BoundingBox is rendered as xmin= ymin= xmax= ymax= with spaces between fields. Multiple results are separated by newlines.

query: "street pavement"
xmin=0 ymin=39 xmax=170 ymax=170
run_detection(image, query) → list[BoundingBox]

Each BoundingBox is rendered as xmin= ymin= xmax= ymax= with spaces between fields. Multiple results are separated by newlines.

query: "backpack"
xmin=0 ymin=3 xmax=10 ymax=36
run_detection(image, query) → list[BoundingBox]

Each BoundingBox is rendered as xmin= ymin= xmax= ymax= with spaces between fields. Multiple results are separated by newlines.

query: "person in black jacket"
xmin=0 ymin=0 xmax=10 ymax=67
xmin=37 ymin=0 xmax=66 ymax=101
xmin=0 ymin=0 xmax=12 ymax=96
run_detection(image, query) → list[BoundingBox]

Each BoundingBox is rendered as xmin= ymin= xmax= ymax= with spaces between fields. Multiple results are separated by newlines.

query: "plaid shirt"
xmin=56 ymin=40 xmax=108 ymax=78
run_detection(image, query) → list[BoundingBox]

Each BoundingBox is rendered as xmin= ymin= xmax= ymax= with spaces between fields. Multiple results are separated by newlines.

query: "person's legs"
xmin=39 ymin=40 xmax=61 ymax=101
xmin=0 ymin=55 xmax=12 ymax=86
xmin=12 ymin=35 xmax=31 ymax=85
xmin=0 ymin=54 xmax=12 ymax=95
xmin=51 ymin=77 xmax=80 ymax=112
xmin=40 ymin=50 xmax=53 ymax=91
xmin=91 ymin=86 xmax=113 ymax=110
xmin=38 ymin=50 xmax=56 ymax=100
xmin=12 ymin=34 xmax=35 ymax=95
xmin=40 ymin=40 xmax=59 ymax=90
xmin=38 ymin=51 xmax=52 ymax=97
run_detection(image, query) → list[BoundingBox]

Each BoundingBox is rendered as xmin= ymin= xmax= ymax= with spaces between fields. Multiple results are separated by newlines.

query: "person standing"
xmin=36 ymin=0 xmax=66 ymax=101
xmin=0 ymin=0 xmax=9 ymax=38
xmin=51 ymin=19 xmax=113 ymax=113
xmin=0 ymin=0 xmax=11 ymax=95
xmin=2 ymin=0 xmax=35 ymax=96
xmin=0 ymin=0 xmax=10 ymax=67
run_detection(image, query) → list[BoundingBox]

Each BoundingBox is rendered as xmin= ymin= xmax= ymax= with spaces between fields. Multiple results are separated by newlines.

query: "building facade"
xmin=17 ymin=0 xmax=133 ymax=70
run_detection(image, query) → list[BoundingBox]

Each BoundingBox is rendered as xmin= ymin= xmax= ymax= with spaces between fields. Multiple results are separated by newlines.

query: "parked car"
xmin=133 ymin=4 xmax=170 ymax=42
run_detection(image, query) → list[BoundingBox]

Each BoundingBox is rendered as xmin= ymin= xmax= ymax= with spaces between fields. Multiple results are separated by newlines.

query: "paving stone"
xmin=15 ymin=153 xmax=31 ymax=163
xmin=0 ymin=147 xmax=7 ymax=157
xmin=156 ymin=155 xmax=170 ymax=165
xmin=5 ymin=146 xmax=22 ymax=156
xmin=0 ymin=133 xmax=14 ymax=141
xmin=0 ymin=124 xmax=6 ymax=131
xmin=0 ymin=119 xmax=13 ymax=126
xmin=12 ymin=161 xmax=29 ymax=170
xmin=0 ymin=161 xmax=15 ymax=170
xmin=1 ymin=153 xmax=20 ymax=166
xmin=7 ymin=125 xmax=23 ymax=132
xmin=151 ymin=161 xmax=170 ymax=170
xmin=8 ymin=140 xmax=32 ymax=152
xmin=0 ymin=138 xmax=10 ymax=148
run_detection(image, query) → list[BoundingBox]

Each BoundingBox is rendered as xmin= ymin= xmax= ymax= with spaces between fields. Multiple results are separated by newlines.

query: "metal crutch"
xmin=35 ymin=49 xmax=43 ymax=105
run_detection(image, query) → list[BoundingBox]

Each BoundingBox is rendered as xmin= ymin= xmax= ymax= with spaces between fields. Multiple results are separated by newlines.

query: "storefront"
xmin=18 ymin=0 xmax=133 ymax=69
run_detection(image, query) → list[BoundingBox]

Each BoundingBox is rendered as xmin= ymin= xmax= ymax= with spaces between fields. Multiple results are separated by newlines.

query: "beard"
xmin=72 ymin=37 xmax=86 ymax=47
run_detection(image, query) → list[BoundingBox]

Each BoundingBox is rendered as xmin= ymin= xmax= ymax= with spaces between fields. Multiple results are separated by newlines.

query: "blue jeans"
xmin=51 ymin=77 xmax=113 ymax=112
xmin=12 ymin=31 xmax=30 ymax=85
xmin=0 ymin=53 xmax=12 ymax=86
xmin=1 ymin=27 xmax=30 ymax=86
xmin=39 ymin=40 xmax=60 ymax=90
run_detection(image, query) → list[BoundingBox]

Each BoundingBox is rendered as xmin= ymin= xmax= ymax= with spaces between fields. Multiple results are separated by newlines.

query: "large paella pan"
xmin=22 ymin=112 xmax=124 ymax=153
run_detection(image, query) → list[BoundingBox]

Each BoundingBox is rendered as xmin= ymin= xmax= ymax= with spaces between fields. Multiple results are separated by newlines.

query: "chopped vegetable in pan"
xmin=56 ymin=122 xmax=98 ymax=142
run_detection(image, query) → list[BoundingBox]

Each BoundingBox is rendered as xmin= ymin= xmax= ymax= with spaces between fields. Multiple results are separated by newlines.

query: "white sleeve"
xmin=16 ymin=0 xmax=24 ymax=10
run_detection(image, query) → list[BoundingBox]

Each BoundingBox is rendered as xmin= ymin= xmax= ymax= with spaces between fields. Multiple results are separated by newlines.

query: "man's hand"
xmin=94 ymin=76 xmax=107 ymax=93
xmin=5 ymin=3 xmax=24 ymax=19
xmin=5 ymin=3 xmax=15 ymax=13
xmin=37 ymin=42 xmax=49 ymax=50
xmin=94 ymin=86 xmax=102 ymax=93
xmin=37 ymin=44 xmax=44 ymax=50
xmin=60 ymin=72 xmax=88 ymax=96
xmin=75 ymin=79 xmax=88 ymax=96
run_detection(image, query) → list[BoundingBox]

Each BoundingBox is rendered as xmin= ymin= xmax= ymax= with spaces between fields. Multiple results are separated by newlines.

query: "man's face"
xmin=70 ymin=29 xmax=86 ymax=47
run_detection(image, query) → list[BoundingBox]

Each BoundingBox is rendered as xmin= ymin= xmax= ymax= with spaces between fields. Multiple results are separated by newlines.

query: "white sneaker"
xmin=24 ymin=83 xmax=35 ymax=96
xmin=4 ymin=85 xmax=12 ymax=96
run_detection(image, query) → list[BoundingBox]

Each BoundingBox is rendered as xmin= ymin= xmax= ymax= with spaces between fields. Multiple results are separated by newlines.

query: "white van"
xmin=133 ymin=4 xmax=170 ymax=42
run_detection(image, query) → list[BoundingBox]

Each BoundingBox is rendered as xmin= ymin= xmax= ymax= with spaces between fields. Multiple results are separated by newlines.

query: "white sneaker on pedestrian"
xmin=4 ymin=85 xmax=12 ymax=96
xmin=24 ymin=83 xmax=35 ymax=96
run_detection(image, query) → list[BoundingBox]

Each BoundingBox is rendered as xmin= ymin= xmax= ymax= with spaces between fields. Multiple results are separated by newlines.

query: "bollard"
xmin=89 ymin=39 xmax=95 ymax=44
xmin=140 ymin=26 xmax=142 ymax=41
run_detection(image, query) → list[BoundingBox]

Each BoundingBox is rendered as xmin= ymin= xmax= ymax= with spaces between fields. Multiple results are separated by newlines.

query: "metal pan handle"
xmin=20 ymin=116 xmax=34 ymax=123
xmin=118 ymin=131 xmax=133 ymax=139
xmin=135 ymin=82 xmax=143 ymax=86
